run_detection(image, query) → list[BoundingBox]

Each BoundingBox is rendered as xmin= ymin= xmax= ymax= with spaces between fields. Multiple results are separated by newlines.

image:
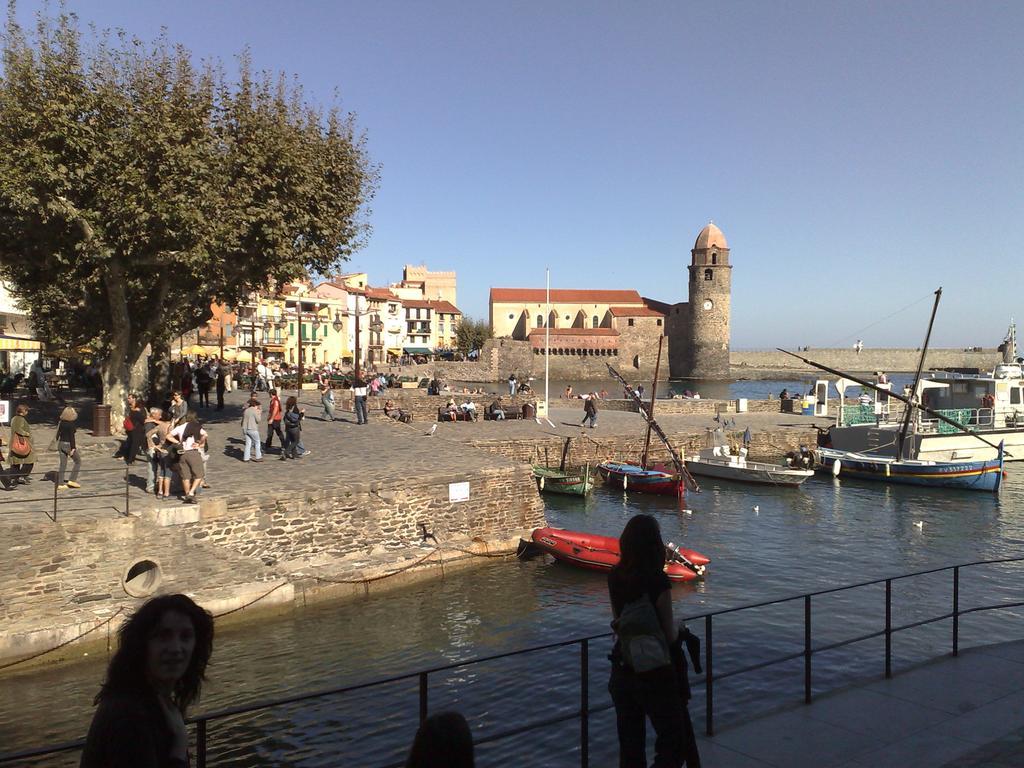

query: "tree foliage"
xmin=0 ymin=7 xmax=377 ymax=418
xmin=455 ymin=317 xmax=493 ymax=357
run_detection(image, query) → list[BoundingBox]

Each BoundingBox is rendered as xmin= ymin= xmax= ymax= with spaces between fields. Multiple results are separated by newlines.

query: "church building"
xmin=488 ymin=222 xmax=732 ymax=379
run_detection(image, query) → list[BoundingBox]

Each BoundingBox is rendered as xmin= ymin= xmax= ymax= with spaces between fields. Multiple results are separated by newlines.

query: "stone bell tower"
xmin=686 ymin=221 xmax=732 ymax=378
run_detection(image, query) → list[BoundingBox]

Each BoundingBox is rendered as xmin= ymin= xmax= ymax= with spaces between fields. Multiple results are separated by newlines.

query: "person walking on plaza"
xmin=124 ymin=394 xmax=147 ymax=465
xmin=241 ymin=397 xmax=263 ymax=462
xmin=215 ymin=361 xmax=227 ymax=411
xmin=264 ymin=389 xmax=286 ymax=451
xmin=281 ymin=396 xmax=304 ymax=460
xmin=80 ymin=593 xmax=215 ymax=768
xmin=7 ymin=403 xmax=35 ymax=484
xmin=166 ymin=412 xmax=207 ymax=504
xmin=320 ymin=383 xmax=336 ymax=421
xmin=608 ymin=514 xmax=695 ymax=768
xmin=195 ymin=362 xmax=212 ymax=408
xmin=352 ymin=376 xmax=369 ymax=425
xmin=55 ymin=406 xmax=82 ymax=490
xmin=582 ymin=394 xmax=598 ymax=429
xmin=508 ymin=373 xmax=517 ymax=396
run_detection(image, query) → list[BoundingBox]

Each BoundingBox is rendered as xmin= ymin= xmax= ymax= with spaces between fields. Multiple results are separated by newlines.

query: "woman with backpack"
xmin=281 ymin=396 xmax=304 ymax=460
xmin=7 ymin=403 xmax=34 ymax=484
xmin=608 ymin=514 xmax=697 ymax=768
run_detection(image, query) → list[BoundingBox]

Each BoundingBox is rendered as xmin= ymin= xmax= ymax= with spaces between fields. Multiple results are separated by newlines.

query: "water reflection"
xmin=2 ymin=469 xmax=1023 ymax=766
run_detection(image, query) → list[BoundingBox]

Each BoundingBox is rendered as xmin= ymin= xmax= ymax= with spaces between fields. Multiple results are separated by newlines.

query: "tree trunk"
xmin=102 ymin=261 xmax=133 ymax=433
xmin=148 ymin=338 xmax=172 ymax=404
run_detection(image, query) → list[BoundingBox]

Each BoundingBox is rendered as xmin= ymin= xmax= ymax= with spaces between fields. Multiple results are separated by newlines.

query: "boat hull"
xmin=816 ymin=448 xmax=1003 ymax=493
xmin=684 ymin=457 xmax=814 ymax=486
xmin=824 ymin=424 xmax=1024 ymax=464
xmin=532 ymin=465 xmax=594 ymax=496
xmin=530 ymin=527 xmax=709 ymax=581
xmin=598 ymin=462 xmax=683 ymax=496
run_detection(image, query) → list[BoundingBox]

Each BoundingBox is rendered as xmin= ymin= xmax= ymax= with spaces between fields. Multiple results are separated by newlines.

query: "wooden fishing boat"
xmin=597 ymin=461 xmax=684 ymax=495
xmin=532 ymin=464 xmax=593 ymax=496
xmin=600 ymin=343 xmax=700 ymax=500
xmin=527 ymin=527 xmax=709 ymax=581
xmin=816 ymin=445 xmax=1004 ymax=493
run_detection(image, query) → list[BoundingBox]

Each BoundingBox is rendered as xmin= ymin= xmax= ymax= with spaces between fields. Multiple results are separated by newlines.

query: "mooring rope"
xmin=0 ymin=607 xmax=125 ymax=672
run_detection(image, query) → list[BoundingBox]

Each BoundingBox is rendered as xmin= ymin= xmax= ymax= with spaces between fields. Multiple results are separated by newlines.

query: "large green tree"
xmin=455 ymin=317 xmax=493 ymax=358
xmin=0 ymin=8 xmax=376 ymax=424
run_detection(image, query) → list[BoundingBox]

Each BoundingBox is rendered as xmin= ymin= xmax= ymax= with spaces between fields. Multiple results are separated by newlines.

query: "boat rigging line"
xmin=775 ymin=348 xmax=1013 ymax=458
xmin=824 ymin=289 xmax=938 ymax=349
xmin=605 ymin=362 xmax=701 ymax=492
xmin=897 ymin=288 xmax=941 ymax=460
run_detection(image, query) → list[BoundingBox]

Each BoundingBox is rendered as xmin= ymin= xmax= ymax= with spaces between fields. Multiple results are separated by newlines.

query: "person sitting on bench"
xmin=489 ymin=397 xmax=506 ymax=420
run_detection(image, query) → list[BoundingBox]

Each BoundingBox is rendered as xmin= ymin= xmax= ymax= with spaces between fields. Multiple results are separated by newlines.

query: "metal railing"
xmin=3 ymin=555 xmax=1023 ymax=767
xmin=0 ymin=464 xmax=142 ymax=521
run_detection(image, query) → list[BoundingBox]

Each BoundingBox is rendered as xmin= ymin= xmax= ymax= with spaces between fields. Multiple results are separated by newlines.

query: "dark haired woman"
xmin=405 ymin=711 xmax=474 ymax=768
xmin=608 ymin=514 xmax=687 ymax=767
xmin=80 ymin=593 xmax=214 ymax=768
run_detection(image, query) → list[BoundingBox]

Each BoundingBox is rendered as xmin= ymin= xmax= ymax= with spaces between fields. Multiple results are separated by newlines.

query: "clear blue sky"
xmin=13 ymin=1 xmax=1024 ymax=348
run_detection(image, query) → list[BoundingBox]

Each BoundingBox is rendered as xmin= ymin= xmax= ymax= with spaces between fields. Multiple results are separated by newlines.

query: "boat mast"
xmin=897 ymin=287 xmax=942 ymax=460
xmin=640 ymin=336 xmax=664 ymax=469
xmin=544 ymin=268 xmax=550 ymax=416
xmin=776 ymin=349 xmax=1011 ymax=457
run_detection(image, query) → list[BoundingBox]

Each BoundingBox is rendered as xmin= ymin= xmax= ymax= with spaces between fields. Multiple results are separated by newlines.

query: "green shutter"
xmin=289 ymin=322 xmax=294 ymax=336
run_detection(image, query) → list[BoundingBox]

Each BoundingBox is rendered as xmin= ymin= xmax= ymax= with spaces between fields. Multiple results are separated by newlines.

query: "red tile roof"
xmin=527 ymin=328 xmax=619 ymax=337
xmin=608 ymin=306 xmax=665 ymax=318
xmin=491 ymin=288 xmax=643 ymax=304
xmin=365 ymin=287 xmax=399 ymax=300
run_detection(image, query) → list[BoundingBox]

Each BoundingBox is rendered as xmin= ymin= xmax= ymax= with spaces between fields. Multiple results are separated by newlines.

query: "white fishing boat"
xmin=823 ymin=322 xmax=1024 ymax=463
xmin=685 ymin=429 xmax=814 ymax=486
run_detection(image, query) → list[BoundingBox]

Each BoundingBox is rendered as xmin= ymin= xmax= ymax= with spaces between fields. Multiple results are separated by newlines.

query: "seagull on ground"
xmin=753 ymin=505 xmax=759 ymax=514
xmin=426 ymin=423 xmax=437 ymax=436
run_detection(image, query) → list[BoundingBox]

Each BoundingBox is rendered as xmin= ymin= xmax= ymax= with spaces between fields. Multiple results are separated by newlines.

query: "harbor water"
xmin=3 ymin=468 xmax=1024 ymax=766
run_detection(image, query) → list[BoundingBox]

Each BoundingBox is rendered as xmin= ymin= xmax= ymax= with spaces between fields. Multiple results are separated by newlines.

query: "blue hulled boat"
xmin=816 ymin=444 xmax=1004 ymax=493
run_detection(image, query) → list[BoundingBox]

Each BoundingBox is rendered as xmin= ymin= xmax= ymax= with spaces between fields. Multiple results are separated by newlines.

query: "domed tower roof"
xmin=694 ymin=222 xmax=728 ymax=250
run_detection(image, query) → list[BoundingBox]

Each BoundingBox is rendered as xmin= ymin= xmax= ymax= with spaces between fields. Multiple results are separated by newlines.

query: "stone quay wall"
xmin=471 ymin=426 xmax=817 ymax=468
xmin=338 ymin=390 xmax=537 ymax=421
xmin=731 ymin=348 xmax=1001 ymax=374
xmin=0 ymin=464 xmax=545 ymax=665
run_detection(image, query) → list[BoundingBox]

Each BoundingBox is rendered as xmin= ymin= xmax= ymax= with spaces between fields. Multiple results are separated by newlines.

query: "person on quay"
xmin=352 ymin=376 xmax=369 ymax=425
xmin=608 ymin=514 xmax=694 ymax=768
xmin=80 ymin=593 xmax=214 ymax=768
xmin=195 ymin=363 xmax=212 ymax=409
xmin=7 ymin=403 xmax=35 ymax=484
xmin=489 ymin=397 xmax=506 ymax=420
xmin=55 ymin=406 xmax=83 ymax=490
xmin=281 ymin=396 xmax=304 ymax=460
xmin=166 ymin=412 xmax=207 ymax=504
xmin=508 ymin=373 xmax=517 ymax=396
xmin=241 ymin=397 xmax=263 ymax=462
xmin=168 ymin=391 xmax=187 ymax=429
xmin=146 ymin=408 xmax=173 ymax=498
xmin=215 ymin=362 xmax=227 ymax=411
xmin=321 ymin=383 xmax=336 ymax=421
xmin=582 ymin=394 xmax=598 ymax=429
xmin=264 ymin=389 xmax=286 ymax=451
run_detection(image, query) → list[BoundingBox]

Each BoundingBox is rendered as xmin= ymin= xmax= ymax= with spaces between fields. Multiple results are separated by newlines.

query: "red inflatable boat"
xmin=530 ymin=527 xmax=710 ymax=581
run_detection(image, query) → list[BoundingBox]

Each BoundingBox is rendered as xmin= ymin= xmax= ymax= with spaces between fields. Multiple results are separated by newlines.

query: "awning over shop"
xmin=0 ymin=336 xmax=43 ymax=351
xmin=386 ymin=347 xmax=403 ymax=357
xmin=403 ymin=347 xmax=432 ymax=355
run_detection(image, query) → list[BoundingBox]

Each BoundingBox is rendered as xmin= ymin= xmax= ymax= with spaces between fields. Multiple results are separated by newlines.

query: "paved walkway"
xmin=695 ymin=639 xmax=1024 ymax=767
xmin=0 ymin=387 xmax=529 ymax=521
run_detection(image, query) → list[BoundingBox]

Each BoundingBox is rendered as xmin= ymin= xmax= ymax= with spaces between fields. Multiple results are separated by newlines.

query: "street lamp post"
xmin=293 ymin=302 xmax=321 ymax=400
xmin=331 ymin=303 xmax=382 ymax=384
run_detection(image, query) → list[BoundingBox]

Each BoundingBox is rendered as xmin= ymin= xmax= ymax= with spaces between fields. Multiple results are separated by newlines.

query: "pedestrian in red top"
xmin=264 ymin=389 xmax=286 ymax=452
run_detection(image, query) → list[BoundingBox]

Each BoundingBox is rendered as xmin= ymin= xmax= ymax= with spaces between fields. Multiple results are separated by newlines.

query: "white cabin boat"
xmin=823 ymin=323 xmax=1024 ymax=463
xmin=685 ymin=430 xmax=815 ymax=486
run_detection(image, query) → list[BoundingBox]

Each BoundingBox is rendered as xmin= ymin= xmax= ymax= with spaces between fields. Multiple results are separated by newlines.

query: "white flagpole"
xmin=544 ymin=268 xmax=551 ymax=415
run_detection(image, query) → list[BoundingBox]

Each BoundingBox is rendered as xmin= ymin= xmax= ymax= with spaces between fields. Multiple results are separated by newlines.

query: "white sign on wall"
xmin=0 ymin=400 xmax=9 ymax=424
xmin=448 ymin=481 xmax=470 ymax=503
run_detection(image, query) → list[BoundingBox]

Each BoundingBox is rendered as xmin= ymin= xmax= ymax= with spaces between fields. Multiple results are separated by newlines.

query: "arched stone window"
xmin=704 ymin=268 xmax=713 ymax=281
xmin=536 ymin=314 xmax=543 ymax=328
xmin=592 ymin=315 xmax=599 ymax=328
xmin=711 ymin=253 xmax=718 ymax=265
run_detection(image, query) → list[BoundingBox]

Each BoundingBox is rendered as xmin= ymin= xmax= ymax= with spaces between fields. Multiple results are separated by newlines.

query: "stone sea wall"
xmin=0 ymin=464 xmax=544 ymax=664
xmin=731 ymin=348 xmax=1001 ymax=374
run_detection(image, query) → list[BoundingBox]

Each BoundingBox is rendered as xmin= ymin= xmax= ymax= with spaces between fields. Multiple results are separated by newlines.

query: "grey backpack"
xmin=616 ymin=594 xmax=672 ymax=674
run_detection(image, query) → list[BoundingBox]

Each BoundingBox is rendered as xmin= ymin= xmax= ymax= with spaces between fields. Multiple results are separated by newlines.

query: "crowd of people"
xmin=76 ymin=514 xmax=700 ymax=767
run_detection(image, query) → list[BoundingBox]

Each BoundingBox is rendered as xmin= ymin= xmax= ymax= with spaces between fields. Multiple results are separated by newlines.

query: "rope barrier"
xmin=0 ymin=608 xmax=124 ymax=672
xmin=212 ymin=580 xmax=292 ymax=619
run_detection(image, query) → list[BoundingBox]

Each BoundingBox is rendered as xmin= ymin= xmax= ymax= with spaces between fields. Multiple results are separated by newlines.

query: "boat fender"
xmin=623 ymin=474 xmax=628 ymax=490
xmin=832 ymin=459 xmax=842 ymax=477
xmin=539 ymin=476 xmax=545 ymax=490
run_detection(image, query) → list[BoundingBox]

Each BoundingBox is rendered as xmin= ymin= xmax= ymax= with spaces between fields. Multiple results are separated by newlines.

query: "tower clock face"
xmin=702 ymin=300 xmax=714 ymax=311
